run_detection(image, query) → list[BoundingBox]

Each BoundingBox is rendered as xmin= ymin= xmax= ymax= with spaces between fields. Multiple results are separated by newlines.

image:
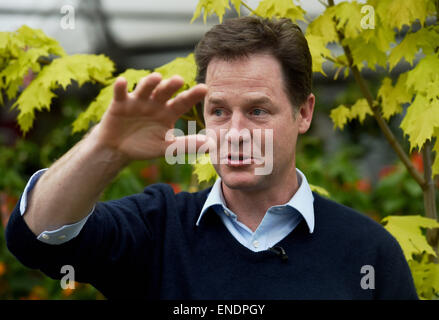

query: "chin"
xmin=217 ymin=165 xmax=265 ymax=190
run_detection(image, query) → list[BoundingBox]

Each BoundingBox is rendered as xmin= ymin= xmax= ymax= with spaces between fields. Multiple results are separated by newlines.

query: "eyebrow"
xmin=243 ymin=96 xmax=273 ymax=106
xmin=207 ymin=96 xmax=273 ymax=107
xmin=207 ymin=97 xmax=229 ymax=106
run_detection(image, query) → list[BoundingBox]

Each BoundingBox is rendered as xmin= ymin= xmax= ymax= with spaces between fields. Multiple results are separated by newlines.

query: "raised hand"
xmin=91 ymin=72 xmax=208 ymax=163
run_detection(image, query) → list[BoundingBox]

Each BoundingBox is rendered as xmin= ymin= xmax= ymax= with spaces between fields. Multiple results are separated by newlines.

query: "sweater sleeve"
xmin=5 ymin=183 xmax=172 ymax=296
xmin=375 ymin=231 xmax=419 ymax=300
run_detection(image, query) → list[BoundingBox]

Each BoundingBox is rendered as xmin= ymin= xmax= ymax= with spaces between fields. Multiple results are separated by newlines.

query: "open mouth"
xmin=226 ymin=154 xmax=253 ymax=166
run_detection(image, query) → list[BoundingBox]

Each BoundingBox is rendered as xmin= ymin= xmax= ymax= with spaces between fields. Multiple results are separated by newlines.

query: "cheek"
xmin=273 ymin=126 xmax=297 ymax=155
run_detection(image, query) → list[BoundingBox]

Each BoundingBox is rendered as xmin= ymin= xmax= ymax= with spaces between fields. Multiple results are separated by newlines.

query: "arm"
xmin=23 ymin=73 xmax=208 ymax=236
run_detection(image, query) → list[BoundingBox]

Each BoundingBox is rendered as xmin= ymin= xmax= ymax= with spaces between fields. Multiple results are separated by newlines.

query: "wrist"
xmin=86 ymin=125 xmax=131 ymax=171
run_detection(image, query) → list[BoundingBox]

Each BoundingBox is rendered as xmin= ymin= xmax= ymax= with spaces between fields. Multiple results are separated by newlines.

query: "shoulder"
xmin=312 ymin=192 xmax=398 ymax=247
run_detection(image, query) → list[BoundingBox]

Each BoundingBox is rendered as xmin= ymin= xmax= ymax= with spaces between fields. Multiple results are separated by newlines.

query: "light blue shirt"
xmin=21 ymin=168 xmax=315 ymax=250
xmin=197 ymin=168 xmax=315 ymax=252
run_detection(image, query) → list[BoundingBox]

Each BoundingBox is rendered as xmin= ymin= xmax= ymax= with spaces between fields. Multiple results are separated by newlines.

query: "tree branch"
xmin=241 ymin=1 xmax=261 ymax=17
xmin=422 ymin=140 xmax=439 ymax=251
xmin=327 ymin=0 xmax=425 ymax=187
xmin=422 ymin=140 xmax=438 ymax=219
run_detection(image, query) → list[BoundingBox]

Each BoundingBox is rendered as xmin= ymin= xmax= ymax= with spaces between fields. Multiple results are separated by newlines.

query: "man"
xmin=6 ymin=17 xmax=417 ymax=299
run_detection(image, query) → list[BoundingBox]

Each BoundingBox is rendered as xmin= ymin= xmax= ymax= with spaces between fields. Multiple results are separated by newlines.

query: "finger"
xmin=113 ymin=77 xmax=128 ymax=102
xmin=151 ymin=75 xmax=185 ymax=103
xmin=166 ymin=84 xmax=208 ymax=117
xmin=135 ymin=72 xmax=162 ymax=100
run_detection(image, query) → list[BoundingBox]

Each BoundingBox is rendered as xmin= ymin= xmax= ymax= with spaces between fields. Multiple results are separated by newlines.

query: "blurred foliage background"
xmin=0 ymin=74 xmax=434 ymax=299
xmin=1 ymin=0 xmax=439 ymax=299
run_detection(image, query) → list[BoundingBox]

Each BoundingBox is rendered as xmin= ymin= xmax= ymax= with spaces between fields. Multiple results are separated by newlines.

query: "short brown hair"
xmin=194 ymin=16 xmax=312 ymax=109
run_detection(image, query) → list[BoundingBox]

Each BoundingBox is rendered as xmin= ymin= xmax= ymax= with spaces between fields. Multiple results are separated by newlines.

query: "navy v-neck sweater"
xmin=6 ymin=183 xmax=418 ymax=299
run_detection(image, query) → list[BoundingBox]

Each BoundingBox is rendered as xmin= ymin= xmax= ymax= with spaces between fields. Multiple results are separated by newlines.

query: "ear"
xmin=298 ymin=93 xmax=315 ymax=134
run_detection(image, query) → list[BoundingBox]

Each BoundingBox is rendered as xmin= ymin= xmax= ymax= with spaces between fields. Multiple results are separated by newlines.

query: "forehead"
xmin=205 ymin=53 xmax=285 ymax=99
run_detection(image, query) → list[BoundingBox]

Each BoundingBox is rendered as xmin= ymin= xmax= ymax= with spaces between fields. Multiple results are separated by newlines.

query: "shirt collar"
xmin=196 ymin=168 xmax=315 ymax=233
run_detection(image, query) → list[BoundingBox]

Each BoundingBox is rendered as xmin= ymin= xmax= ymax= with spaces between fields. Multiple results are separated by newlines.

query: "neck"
xmin=221 ymin=166 xmax=299 ymax=232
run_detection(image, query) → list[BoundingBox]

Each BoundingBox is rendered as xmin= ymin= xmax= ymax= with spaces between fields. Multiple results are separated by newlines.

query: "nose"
xmin=224 ymin=112 xmax=251 ymax=143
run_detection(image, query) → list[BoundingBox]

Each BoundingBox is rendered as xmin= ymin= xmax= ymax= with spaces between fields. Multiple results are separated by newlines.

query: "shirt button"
xmin=252 ymin=240 xmax=260 ymax=248
xmin=41 ymin=234 xmax=50 ymax=240
xmin=223 ymin=209 xmax=230 ymax=217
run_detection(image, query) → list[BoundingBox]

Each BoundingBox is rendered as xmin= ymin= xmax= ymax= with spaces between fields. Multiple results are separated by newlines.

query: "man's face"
xmin=203 ymin=53 xmax=313 ymax=192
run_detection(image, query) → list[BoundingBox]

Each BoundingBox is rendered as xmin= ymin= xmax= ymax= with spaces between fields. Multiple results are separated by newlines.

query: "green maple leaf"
xmin=409 ymin=255 xmax=439 ymax=300
xmin=400 ymin=94 xmax=439 ymax=151
xmin=72 ymin=69 xmax=151 ymax=133
xmin=191 ymin=0 xmax=230 ymax=23
xmin=330 ymin=99 xmax=373 ymax=130
xmin=378 ymin=74 xmax=413 ymax=121
xmin=305 ymin=34 xmax=332 ymax=76
xmin=15 ymin=25 xmax=65 ymax=57
xmin=350 ymin=98 xmax=372 ymax=124
xmin=342 ymin=37 xmax=387 ymax=71
xmin=192 ymin=153 xmax=218 ymax=183
xmin=361 ymin=17 xmax=395 ymax=53
xmin=405 ymin=54 xmax=439 ymax=95
xmin=401 ymin=54 xmax=439 ymax=151
xmin=330 ymin=105 xmax=351 ymax=130
xmin=154 ymin=53 xmax=197 ymax=89
xmin=254 ymin=0 xmax=306 ymax=22
xmin=389 ymin=27 xmax=439 ymax=70
xmin=12 ymin=54 xmax=114 ymax=134
xmin=373 ymin=0 xmax=434 ymax=30
xmin=381 ymin=215 xmax=439 ymax=261
xmin=231 ymin=0 xmax=242 ymax=16
xmin=327 ymin=1 xmax=363 ymax=40
xmin=0 ymin=26 xmax=66 ymax=105
xmin=0 ymin=47 xmax=48 ymax=100
xmin=306 ymin=8 xmax=338 ymax=44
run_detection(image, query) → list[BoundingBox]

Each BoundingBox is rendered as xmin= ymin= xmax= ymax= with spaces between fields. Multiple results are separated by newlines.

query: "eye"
xmin=213 ymin=108 xmax=224 ymax=116
xmin=251 ymin=108 xmax=267 ymax=116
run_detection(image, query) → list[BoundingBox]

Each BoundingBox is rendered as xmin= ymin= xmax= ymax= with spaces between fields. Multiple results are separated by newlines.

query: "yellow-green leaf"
xmin=72 ymin=69 xmax=151 ymax=133
xmin=350 ymin=98 xmax=372 ymax=124
xmin=378 ymin=74 xmax=413 ymax=121
xmin=342 ymin=36 xmax=387 ymax=71
xmin=254 ymin=0 xmax=306 ymax=22
xmin=409 ymin=256 xmax=439 ymax=300
xmin=327 ymin=1 xmax=363 ymax=40
xmin=0 ymin=47 xmax=45 ymax=99
xmin=330 ymin=105 xmax=351 ymax=130
xmin=405 ymin=54 xmax=439 ymax=95
xmin=389 ymin=27 xmax=439 ymax=70
xmin=361 ymin=17 xmax=395 ymax=53
xmin=305 ymin=34 xmax=331 ymax=76
xmin=192 ymin=153 xmax=218 ymax=183
xmin=400 ymin=94 xmax=439 ymax=151
xmin=309 ymin=184 xmax=330 ymax=197
xmin=12 ymin=54 xmax=114 ymax=134
xmin=15 ymin=25 xmax=66 ymax=57
xmin=381 ymin=215 xmax=439 ymax=261
xmin=306 ymin=8 xmax=338 ymax=44
xmin=231 ymin=0 xmax=242 ymax=16
xmin=191 ymin=0 xmax=230 ymax=23
xmin=372 ymin=0 xmax=434 ymax=30
xmin=154 ymin=53 xmax=197 ymax=89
